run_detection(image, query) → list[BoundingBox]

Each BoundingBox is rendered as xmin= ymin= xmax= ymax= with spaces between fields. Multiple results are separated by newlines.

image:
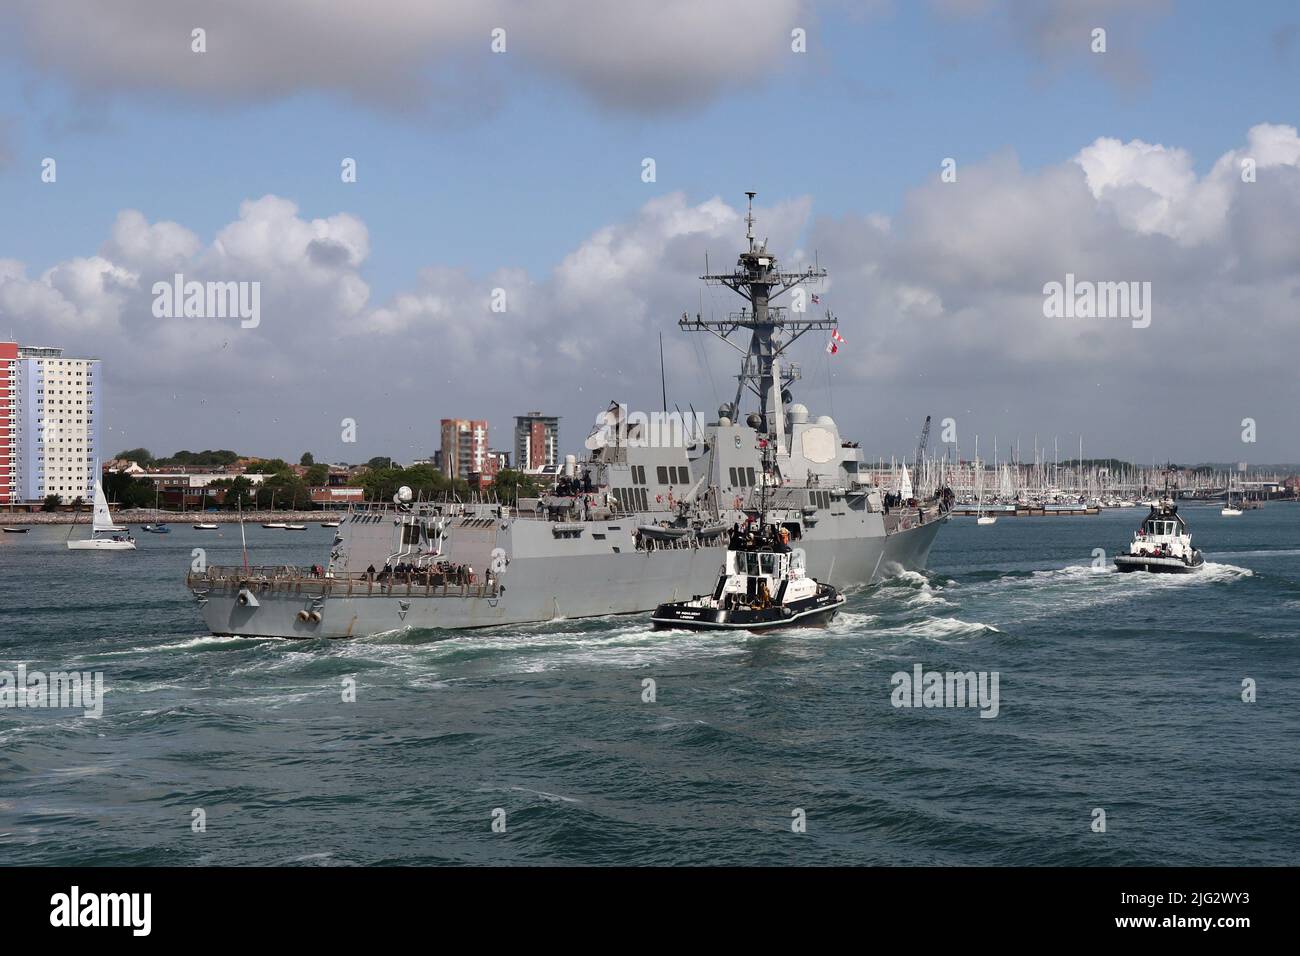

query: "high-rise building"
xmin=514 ymin=412 xmax=559 ymax=472
xmin=0 ymin=342 xmax=16 ymax=506
xmin=1 ymin=344 xmax=101 ymax=504
xmin=439 ymin=418 xmax=489 ymax=481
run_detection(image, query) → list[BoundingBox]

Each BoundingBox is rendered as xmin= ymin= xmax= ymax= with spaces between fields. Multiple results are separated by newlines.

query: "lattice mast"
xmin=679 ymin=191 xmax=836 ymax=455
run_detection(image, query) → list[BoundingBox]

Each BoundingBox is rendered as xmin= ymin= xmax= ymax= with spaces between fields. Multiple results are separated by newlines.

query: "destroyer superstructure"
xmin=189 ymin=193 xmax=950 ymax=637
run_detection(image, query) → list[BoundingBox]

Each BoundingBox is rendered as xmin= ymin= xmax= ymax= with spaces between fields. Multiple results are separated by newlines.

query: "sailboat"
xmin=1222 ymin=478 xmax=1242 ymax=516
xmin=975 ymin=438 xmax=996 ymax=525
xmin=67 ymin=481 xmax=137 ymax=550
xmin=142 ymin=486 xmax=170 ymax=533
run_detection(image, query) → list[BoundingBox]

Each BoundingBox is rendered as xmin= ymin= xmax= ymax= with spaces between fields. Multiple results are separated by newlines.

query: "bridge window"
xmin=656 ymin=466 xmax=669 ymax=484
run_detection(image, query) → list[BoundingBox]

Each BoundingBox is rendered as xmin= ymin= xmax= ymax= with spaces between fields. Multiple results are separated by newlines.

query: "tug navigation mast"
xmin=679 ymin=191 xmax=838 ymax=456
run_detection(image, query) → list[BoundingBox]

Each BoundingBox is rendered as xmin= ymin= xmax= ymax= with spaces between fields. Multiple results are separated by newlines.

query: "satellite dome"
xmin=816 ymin=415 xmax=836 ymax=429
xmin=788 ymin=403 xmax=809 ymax=424
xmin=746 ymin=412 xmax=763 ymax=430
xmin=396 ymin=485 xmax=413 ymax=503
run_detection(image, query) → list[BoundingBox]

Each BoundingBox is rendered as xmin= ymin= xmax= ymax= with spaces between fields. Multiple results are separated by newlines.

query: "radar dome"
xmin=746 ymin=412 xmax=763 ymax=430
xmin=396 ymin=485 xmax=413 ymax=503
xmin=787 ymin=403 xmax=809 ymax=424
xmin=816 ymin=415 xmax=836 ymax=429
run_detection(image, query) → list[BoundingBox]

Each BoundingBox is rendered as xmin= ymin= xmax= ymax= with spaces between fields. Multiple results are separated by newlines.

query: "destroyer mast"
xmin=679 ymin=191 xmax=838 ymax=456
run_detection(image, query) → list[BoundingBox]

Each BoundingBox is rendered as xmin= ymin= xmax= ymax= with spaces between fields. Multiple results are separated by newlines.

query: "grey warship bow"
xmin=188 ymin=194 xmax=950 ymax=637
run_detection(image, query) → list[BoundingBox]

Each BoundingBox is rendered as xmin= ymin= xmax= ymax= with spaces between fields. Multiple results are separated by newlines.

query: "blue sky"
xmin=4 ymin=0 xmax=1295 ymax=289
xmin=1 ymin=0 xmax=1298 ymax=463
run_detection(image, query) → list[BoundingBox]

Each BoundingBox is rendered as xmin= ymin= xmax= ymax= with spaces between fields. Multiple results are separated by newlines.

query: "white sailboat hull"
xmin=68 ymin=538 xmax=137 ymax=550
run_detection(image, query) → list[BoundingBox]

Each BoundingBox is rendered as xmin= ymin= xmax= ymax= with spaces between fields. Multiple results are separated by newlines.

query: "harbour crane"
xmin=911 ymin=415 xmax=931 ymax=496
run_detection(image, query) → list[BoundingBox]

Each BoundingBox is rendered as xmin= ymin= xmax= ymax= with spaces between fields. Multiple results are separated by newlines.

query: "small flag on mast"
xmin=825 ymin=329 xmax=844 ymax=354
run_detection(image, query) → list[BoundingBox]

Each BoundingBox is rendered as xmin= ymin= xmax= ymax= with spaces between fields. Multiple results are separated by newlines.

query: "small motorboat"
xmin=3 ymin=527 xmax=29 ymax=533
xmin=193 ymin=522 xmax=219 ymax=530
xmin=142 ymin=523 xmax=170 ymax=533
xmin=262 ymin=522 xmax=288 ymax=529
xmin=1114 ymin=498 xmax=1204 ymax=574
xmin=284 ymin=523 xmax=307 ymax=531
xmin=320 ymin=520 xmax=341 ymax=528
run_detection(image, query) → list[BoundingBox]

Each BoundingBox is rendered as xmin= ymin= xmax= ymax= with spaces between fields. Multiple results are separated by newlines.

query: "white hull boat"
xmin=67 ymin=479 xmax=136 ymax=550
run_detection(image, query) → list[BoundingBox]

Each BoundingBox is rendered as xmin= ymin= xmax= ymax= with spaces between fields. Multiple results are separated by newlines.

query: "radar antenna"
xmin=679 ymin=191 xmax=836 ymax=455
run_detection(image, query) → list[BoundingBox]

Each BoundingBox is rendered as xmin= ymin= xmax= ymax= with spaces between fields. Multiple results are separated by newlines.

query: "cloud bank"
xmin=2 ymin=124 xmax=1297 ymax=463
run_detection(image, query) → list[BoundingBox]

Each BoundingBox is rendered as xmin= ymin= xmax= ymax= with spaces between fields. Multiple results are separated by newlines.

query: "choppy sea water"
xmin=1 ymin=507 xmax=1297 ymax=866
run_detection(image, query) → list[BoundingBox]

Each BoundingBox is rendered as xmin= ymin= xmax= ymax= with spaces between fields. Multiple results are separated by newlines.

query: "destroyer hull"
xmin=197 ymin=517 xmax=945 ymax=639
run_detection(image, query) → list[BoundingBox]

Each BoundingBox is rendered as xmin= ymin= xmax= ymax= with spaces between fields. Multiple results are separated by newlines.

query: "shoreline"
xmin=0 ymin=510 xmax=335 ymax=526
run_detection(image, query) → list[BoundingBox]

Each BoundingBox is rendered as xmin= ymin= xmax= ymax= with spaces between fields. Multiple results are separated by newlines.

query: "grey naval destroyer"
xmin=188 ymin=194 xmax=951 ymax=638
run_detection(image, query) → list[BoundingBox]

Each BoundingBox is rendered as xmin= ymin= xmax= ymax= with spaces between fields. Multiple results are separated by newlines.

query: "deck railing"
xmin=186 ymin=566 xmax=502 ymax=599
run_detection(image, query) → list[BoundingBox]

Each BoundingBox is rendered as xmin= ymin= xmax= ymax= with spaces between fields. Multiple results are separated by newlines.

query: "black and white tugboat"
xmin=1114 ymin=495 xmax=1204 ymax=574
xmin=651 ymin=441 xmax=845 ymax=630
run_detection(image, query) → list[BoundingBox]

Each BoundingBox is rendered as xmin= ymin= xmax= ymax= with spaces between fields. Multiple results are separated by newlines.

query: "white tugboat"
xmin=650 ymin=527 xmax=844 ymax=630
xmin=1114 ymin=498 xmax=1203 ymax=574
xmin=651 ymin=441 xmax=845 ymax=630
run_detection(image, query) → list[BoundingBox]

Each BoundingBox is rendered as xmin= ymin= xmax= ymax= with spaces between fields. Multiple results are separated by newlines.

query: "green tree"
xmin=114 ymin=447 xmax=154 ymax=466
xmin=367 ymin=456 xmax=394 ymax=471
xmin=304 ymin=463 xmax=330 ymax=486
xmin=494 ymin=468 xmax=541 ymax=504
xmin=257 ymin=471 xmax=311 ymax=510
xmin=246 ymin=458 xmax=291 ymax=475
xmin=158 ymin=449 xmax=239 ymax=467
xmin=102 ymin=470 xmax=155 ymax=509
xmin=41 ymin=494 xmax=61 ymax=512
xmin=349 ymin=463 xmax=462 ymax=503
xmin=300 ymin=452 xmax=315 ymax=466
xmin=209 ymin=475 xmax=255 ymax=510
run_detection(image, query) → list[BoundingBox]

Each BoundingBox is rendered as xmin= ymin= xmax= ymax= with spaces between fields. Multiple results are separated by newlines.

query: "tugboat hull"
xmin=651 ymin=591 xmax=845 ymax=631
xmin=1114 ymin=554 xmax=1202 ymax=574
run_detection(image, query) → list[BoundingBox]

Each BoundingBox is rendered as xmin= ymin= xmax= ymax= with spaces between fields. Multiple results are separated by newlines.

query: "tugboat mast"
xmin=679 ymin=191 xmax=837 ymax=456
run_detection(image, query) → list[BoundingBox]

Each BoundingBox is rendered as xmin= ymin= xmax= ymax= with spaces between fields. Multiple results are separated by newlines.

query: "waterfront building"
xmin=439 ymin=418 xmax=489 ymax=481
xmin=514 ymin=412 xmax=559 ymax=472
xmin=1 ymin=343 xmax=101 ymax=504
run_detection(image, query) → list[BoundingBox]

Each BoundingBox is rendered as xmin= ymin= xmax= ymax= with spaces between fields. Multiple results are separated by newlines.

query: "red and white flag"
xmin=825 ymin=329 xmax=844 ymax=354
